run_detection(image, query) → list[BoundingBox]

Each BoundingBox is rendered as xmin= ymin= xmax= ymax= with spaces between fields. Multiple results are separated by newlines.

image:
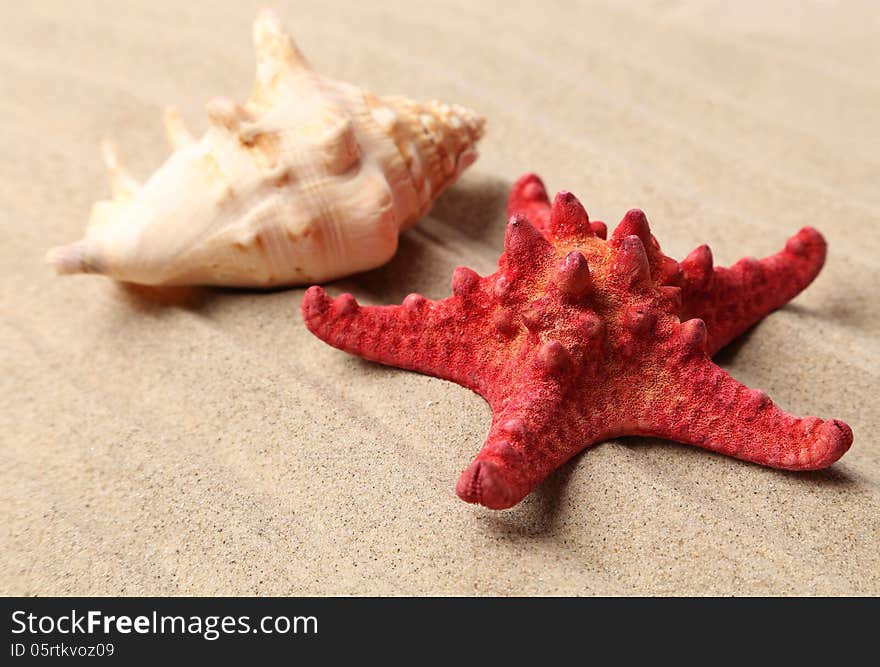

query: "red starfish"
xmin=301 ymin=173 xmax=853 ymax=509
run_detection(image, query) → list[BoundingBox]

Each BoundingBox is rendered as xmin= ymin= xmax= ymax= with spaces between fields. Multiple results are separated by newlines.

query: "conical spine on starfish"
xmin=509 ymin=173 xmax=830 ymax=354
xmin=303 ymin=183 xmax=851 ymax=510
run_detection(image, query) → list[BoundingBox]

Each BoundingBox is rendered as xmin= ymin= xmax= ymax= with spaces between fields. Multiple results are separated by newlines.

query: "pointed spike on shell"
xmin=253 ymin=8 xmax=311 ymax=74
xmin=681 ymin=244 xmax=714 ymax=290
xmin=590 ymin=221 xmax=607 ymax=240
xmin=452 ymin=266 xmax=481 ymax=297
xmin=537 ymin=340 xmax=571 ymax=376
xmin=505 ymin=214 xmax=551 ymax=267
xmin=163 ymin=106 xmax=194 ymax=149
xmin=556 ymin=251 xmax=592 ymax=299
xmin=549 ymin=191 xmax=591 ymax=240
xmin=611 ymin=209 xmax=652 ymax=248
xmin=613 ymin=235 xmax=652 ymax=289
xmin=679 ymin=318 xmax=708 ymax=354
xmin=99 ymin=139 xmax=119 ymax=172
xmin=99 ymin=140 xmax=139 ymax=198
xmin=313 ymin=111 xmax=360 ymax=174
xmin=206 ymin=96 xmax=252 ymax=131
xmin=249 ymin=10 xmax=312 ymax=112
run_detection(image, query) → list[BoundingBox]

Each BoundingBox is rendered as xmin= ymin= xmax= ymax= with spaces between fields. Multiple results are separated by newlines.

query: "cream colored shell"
xmin=46 ymin=9 xmax=485 ymax=287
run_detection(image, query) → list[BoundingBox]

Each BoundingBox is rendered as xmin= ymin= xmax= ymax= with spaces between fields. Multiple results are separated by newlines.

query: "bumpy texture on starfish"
xmin=302 ymin=173 xmax=853 ymax=509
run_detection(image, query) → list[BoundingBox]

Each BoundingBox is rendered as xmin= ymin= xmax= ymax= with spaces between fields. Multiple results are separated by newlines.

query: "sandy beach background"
xmin=2 ymin=0 xmax=878 ymax=595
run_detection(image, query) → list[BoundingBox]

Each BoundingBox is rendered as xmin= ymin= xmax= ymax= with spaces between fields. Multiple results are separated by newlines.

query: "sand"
xmin=2 ymin=0 xmax=878 ymax=596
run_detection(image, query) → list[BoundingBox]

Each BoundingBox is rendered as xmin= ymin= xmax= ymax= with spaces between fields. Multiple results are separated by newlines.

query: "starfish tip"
xmin=455 ymin=460 xmax=519 ymax=510
xmin=807 ymin=419 xmax=853 ymax=469
xmin=301 ymin=285 xmax=330 ymax=321
xmin=785 ymin=226 xmax=827 ymax=260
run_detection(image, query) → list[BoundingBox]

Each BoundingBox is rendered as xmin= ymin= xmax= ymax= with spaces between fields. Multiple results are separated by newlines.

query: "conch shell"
xmin=46 ymin=10 xmax=485 ymax=287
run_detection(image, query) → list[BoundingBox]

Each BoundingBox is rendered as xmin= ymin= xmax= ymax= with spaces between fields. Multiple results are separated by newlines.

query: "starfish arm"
xmin=455 ymin=393 xmax=582 ymax=509
xmin=455 ymin=341 xmax=606 ymax=509
xmin=301 ymin=285 xmax=497 ymax=393
xmin=644 ymin=337 xmax=852 ymax=469
xmin=681 ymin=227 xmax=827 ymax=355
